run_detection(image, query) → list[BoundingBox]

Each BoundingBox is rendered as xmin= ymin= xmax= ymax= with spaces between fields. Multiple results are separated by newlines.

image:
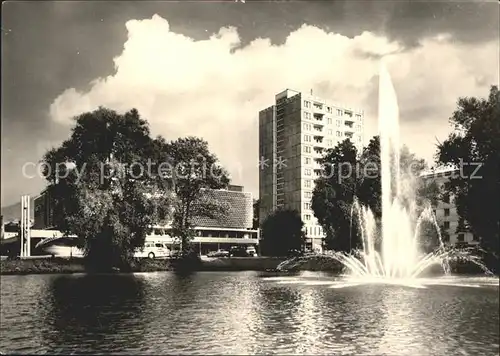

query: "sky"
xmin=1 ymin=0 xmax=499 ymax=207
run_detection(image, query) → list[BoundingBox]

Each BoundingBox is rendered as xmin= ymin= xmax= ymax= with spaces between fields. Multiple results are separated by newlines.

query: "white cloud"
xmin=49 ymin=14 xmax=499 ymax=198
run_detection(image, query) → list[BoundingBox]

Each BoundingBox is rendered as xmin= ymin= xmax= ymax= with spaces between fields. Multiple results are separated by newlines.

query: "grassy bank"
xmin=199 ymin=256 xmax=287 ymax=271
xmin=1 ymin=255 xmax=494 ymax=276
xmin=0 ymin=257 xmax=174 ymax=275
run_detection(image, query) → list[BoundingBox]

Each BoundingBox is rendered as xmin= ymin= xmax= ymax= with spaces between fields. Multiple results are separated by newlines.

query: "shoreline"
xmin=1 ymin=256 xmax=497 ymax=276
xmin=0 ymin=256 xmax=289 ymax=275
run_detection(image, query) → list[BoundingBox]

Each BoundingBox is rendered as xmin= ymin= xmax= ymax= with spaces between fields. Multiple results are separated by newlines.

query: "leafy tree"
xmin=42 ymin=107 xmax=172 ymax=272
xmin=437 ymin=86 xmax=500 ymax=267
xmin=312 ymin=139 xmax=360 ymax=252
xmin=261 ymin=209 xmax=305 ymax=256
xmin=153 ymin=136 xmax=230 ymax=255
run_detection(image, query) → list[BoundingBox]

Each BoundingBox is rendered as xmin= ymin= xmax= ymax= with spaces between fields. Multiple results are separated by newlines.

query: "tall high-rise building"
xmin=259 ymin=89 xmax=364 ymax=251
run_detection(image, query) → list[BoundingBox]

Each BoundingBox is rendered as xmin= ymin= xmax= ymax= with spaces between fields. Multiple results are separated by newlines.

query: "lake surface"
xmin=1 ymin=272 xmax=499 ymax=355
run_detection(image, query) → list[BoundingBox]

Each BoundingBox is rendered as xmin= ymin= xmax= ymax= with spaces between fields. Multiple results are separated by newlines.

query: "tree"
xmin=312 ymin=136 xmax=436 ymax=253
xmin=437 ymin=86 xmax=500 ymax=267
xmin=312 ymin=139 xmax=360 ymax=252
xmin=153 ymin=136 xmax=230 ymax=255
xmin=261 ymin=209 xmax=305 ymax=256
xmin=42 ymin=107 xmax=172 ymax=272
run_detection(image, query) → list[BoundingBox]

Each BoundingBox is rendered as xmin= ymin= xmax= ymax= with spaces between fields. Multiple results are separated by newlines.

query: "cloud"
xmin=49 ymin=14 xmax=498 ymax=197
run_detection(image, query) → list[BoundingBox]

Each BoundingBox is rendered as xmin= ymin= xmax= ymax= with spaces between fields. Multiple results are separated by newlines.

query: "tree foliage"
xmin=261 ymin=209 xmax=305 ymax=256
xmin=153 ymin=136 xmax=230 ymax=255
xmin=312 ymin=139 xmax=360 ymax=252
xmin=42 ymin=107 xmax=172 ymax=271
xmin=437 ymin=86 xmax=500 ymax=262
xmin=252 ymin=199 xmax=260 ymax=230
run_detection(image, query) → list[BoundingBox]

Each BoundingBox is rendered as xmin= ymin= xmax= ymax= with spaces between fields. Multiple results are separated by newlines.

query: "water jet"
xmin=276 ymin=60 xmax=493 ymax=284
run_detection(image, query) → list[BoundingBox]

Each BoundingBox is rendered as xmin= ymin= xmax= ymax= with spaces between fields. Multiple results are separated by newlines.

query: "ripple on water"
xmin=0 ymin=273 xmax=498 ymax=355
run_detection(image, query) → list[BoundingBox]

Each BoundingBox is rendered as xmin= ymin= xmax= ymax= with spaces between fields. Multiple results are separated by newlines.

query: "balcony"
xmin=344 ymin=119 xmax=355 ymax=128
xmin=313 ymin=103 xmax=324 ymax=112
xmin=313 ymin=135 xmax=324 ymax=143
xmin=313 ymin=138 xmax=325 ymax=148
xmin=313 ymin=112 xmax=325 ymax=123
xmin=313 ymin=147 xmax=324 ymax=155
xmin=313 ymin=125 xmax=324 ymax=134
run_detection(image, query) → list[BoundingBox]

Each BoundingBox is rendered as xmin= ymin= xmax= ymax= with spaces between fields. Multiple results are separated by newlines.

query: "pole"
xmin=20 ymin=196 xmax=24 ymax=257
xmin=26 ymin=196 xmax=31 ymax=257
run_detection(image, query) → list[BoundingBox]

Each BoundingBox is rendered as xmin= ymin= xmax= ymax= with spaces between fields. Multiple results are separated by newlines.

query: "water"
xmin=277 ymin=61 xmax=492 ymax=279
xmin=1 ymin=272 xmax=499 ymax=355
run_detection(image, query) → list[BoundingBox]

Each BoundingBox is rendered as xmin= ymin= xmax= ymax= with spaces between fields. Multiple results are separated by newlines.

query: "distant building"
xmin=259 ymin=89 xmax=365 ymax=251
xmin=420 ymin=167 xmax=479 ymax=246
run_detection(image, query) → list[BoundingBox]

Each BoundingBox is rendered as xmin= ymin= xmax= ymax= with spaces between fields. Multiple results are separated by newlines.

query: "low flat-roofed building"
xmin=33 ymin=184 xmax=259 ymax=255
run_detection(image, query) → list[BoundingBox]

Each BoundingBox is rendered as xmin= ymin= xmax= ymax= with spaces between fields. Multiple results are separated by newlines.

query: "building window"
xmin=327 ymin=117 xmax=332 ymax=124
xmin=328 ymin=129 xmax=333 ymax=135
xmin=304 ymin=191 xmax=312 ymax=199
xmin=327 ymin=139 xmax=333 ymax=147
xmin=336 ymin=120 xmax=341 ymax=127
xmin=457 ymin=233 xmax=464 ymax=242
xmin=305 ymin=168 xmax=312 ymax=176
xmin=304 ymin=157 xmax=312 ymax=165
xmin=444 ymin=208 xmax=450 ymax=217
xmin=304 ymin=180 xmax=312 ymax=188
xmin=355 ymin=114 xmax=362 ymax=119
xmin=303 ymin=146 xmax=311 ymax=153
xmin=336 ymin=131 xmax=341 ymax=137
xmin=304 ymin=214 xmax=311 ymax=221
xmin=303 ymin=123 xmax=311 ymax=131
xmin=326 ymin=106 xmax=332 ymax=113
xmin=304 ymin=101 xmax=311 ymax=108
xmin=304 ymin=202 xmax=312 ymax=210
xmin=304 ymin=134 xmax=311 ymax=142
xmin=443 ymin=221 xmax=450 ymax=229
xmin=304 ymin=112 xmax=311 ymax=120
xmin=336 ymin=109 xmax=343 ymax=116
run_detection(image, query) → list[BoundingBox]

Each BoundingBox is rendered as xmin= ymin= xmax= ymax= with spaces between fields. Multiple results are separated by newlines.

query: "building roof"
xmin=191 ymin=189 xmax=253 ymax=229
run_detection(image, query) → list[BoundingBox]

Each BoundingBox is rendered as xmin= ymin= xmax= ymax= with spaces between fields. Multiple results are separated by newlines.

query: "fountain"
xmin=274 ymin=60 xmax=494 ymax=286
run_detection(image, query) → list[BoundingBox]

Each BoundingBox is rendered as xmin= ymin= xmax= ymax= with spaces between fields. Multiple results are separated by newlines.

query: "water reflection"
xmin=293 ymin=288 xmax=329 ymax=354
xmin=43 ymin=274 xmax=148 ymax=354
xmin=1 ymin=272 xmax=498 ymax=355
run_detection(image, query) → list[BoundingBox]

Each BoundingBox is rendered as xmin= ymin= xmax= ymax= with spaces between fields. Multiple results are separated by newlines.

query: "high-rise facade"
xmin=259 ymin=89 xmax=364 ymax=251
xmin=420 ymin=167 xmax=479 ymax=246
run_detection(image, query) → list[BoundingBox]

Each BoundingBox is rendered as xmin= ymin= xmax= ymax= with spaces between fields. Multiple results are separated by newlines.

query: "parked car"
xmin=134 ymin=242 xmax=170 ymax=259
xmin=207 ymin=249 xmax=230 ymax=258
xmin=230 ymin=246 xmax=258 ymax=257
xmin=230 ymin=246 xmax=248 ymax=257
xmin=246 ymin=246 xmax=257 ymax=257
